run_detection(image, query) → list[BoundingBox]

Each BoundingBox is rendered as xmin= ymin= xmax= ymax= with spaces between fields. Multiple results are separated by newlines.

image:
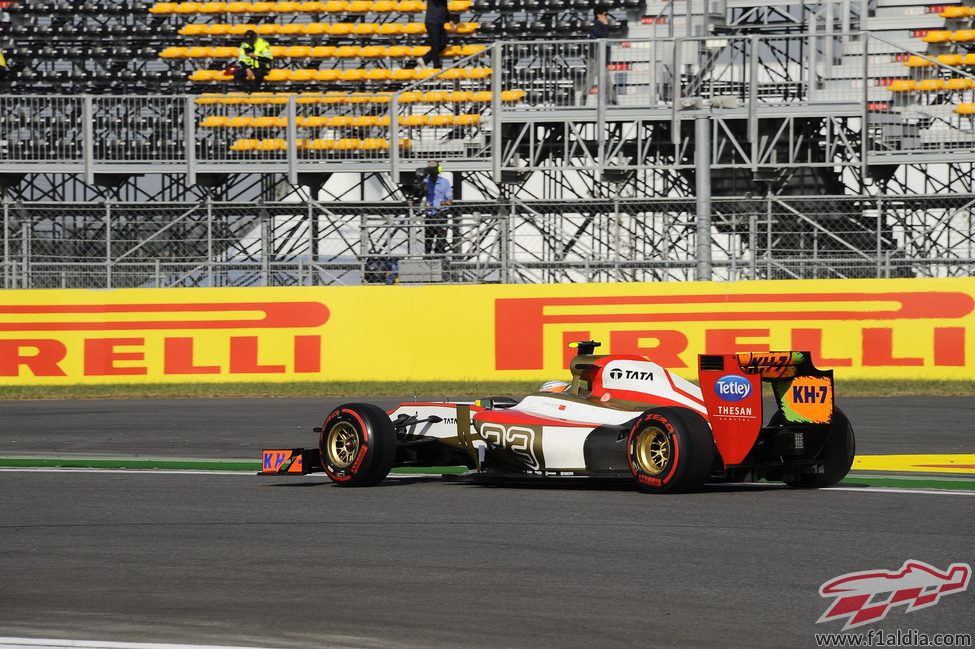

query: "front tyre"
xmin=319 ymin=403 xmax=395 ymax=487
xmin=627 ymin=407 xmax=716 ymax=494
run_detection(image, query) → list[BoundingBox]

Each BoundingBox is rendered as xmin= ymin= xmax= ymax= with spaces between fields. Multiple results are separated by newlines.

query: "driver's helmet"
xmin=539 ymin=380 xmax=570 ymax=393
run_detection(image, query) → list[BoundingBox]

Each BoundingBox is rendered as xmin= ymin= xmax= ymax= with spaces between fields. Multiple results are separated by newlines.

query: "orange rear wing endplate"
xmin=260 ymin=448 xmax=323 ymax=475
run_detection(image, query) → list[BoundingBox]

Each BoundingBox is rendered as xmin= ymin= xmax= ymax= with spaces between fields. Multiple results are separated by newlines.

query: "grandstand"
xmin=0 ymin=0 xmax=974 ymax=287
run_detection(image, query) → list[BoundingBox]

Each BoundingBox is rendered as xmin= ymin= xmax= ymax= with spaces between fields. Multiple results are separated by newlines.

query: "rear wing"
xmin=698 ymin=351 xmax=834 ymax=466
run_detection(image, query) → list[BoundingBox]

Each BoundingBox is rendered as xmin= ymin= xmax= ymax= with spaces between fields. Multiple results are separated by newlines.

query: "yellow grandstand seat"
xmin=303 ymin=22 xmax=330 ymax=34
xmin=963 ymin=53 xmax=975 ymax=66
xmin=340 ymin=69 xmax=367 ymax=81
xmin=296 ymin=92 xmax=325 ymax=104
xmin=945 ymin=77 xmax=974 ymax=90
xmin=888 ymin=79 xmax=916 ymax=92
xmin=421 ymin=90 xmax=449 ymax=102
xmin=175 ymin=2 xmax=204 ymax=13
xmin=372 ymin=0 xmax=397 ymax=10
xmin=256 ymin=23 xmax=282 ymax=34
xmin=348 ymin=0 xmax=372 ymax=10
xmin=188 ymin=69 xmax=219 ymax=81
xmin=290 ymin=69 xmax=319 ymax=81
xmin=334 ymin=138 xmax=362 ymax=151
xmin=311 ymin=45 xmax=337 ymax=57
xmin=253 ymin=116 xmax=285 ymax=127
xmin=325 ymin=0 xmax=350 ymax=10
xmin=953 ymin=29 xmax=975 ymax=42
xmin=199 ymin=115 xmax=231 ymax=127
xmin=194 ymin=93 xmax=225 ymax=104
xmin=922 ymin=30 xmax=952 ymax=43
xmin=208 ymin=23 xmax=232 ymax=34
xmin=427 ymin=115 xmax=455 ymax=126
xmin=917 ymin=78 xmax=945 ymax=91
xmin=937 ymin=54 xmax=964 ymax=66
xmin=360 ymin=138 xmax=387 ymax=151
xmin=403 ymin=22 xmax=425 ymax=34
xmin=231 ymin=139 xmax=259 ymax=151
xmin=466 ymin=67 xmax=493 ymax=79
xmin=179 ymin=24 xmax=210 ymax=36
xmin=227 ymin=1 xmax=251 ymax=11
xmin=386 ymin=45 xmax=410 ymax=57
xmin=365 ymin=68 xmax=392 ymax=81
xmin=954 ymin=102 xmax=975 ymax=114
xmin=281 ymin=24 xmax=306 ymax=36
xmin=451 ymin=22 xmax=478 ymax=33
xmin=396 ymin=0 xmax=423 ymax=10
xmin=448 ymin=0 xmax=471 ymax=9
xmin=299 ymin=1 xmax=327 ymax=10
xmin=229 ymin=116 xmax=255 ymax=127
xmin=160 ymin=46 xmax=190 ymax=58
xmin=269 ymin=45 xmax=288 ymax=57
xmin=265 ymin=69 xmax=291 ymax=81
xmin=441 ymin=68 xmax=466 ymax=80
xmin=286 ymin=45 xmax=313 ymax=58
xmin=251 ymin=2 xmax=278 ymax=10
xmin=904 ymin=55 xmax=934 ymax=67
xmin=391 ymin=68 xmax=419 ymax=81
xmin=352 ymin=23 xmax=378 ymax=35
xmin=361 ymin=46 xmax=386 ymax=58
xmin=460 ymin=44 xmax=486 ymax=56
xmin=502 ymin=90 xmax=526 ymax=102
xmin=454 ymin=113 xmax=480 ymax=125
xmin=377 ymin=23 xmax=405 ymax=35
xmin=448 ymin=90 xmax=474 ymax=102
xmin=335 ymin=45 xmax=362 ymax=57
xmin=214 ymin=46 xmax=238 ymax=57
xmin=188 ymin=46 xmax=213 ymax=57
xmin=316 ymin=69 xmax=343 ymax=81
xmin=149 ymin=3 xmax=178 ymax=13
xmin=219 ymin=92 xmax=250 ymax=103
xmin=275 ymin=1 xmax=303 ymax=11
xmin=398 ymin=91 xmax=422 ymax=103
xmin=330 ymin=23 xmax=355 ymax=35
xmin=941 ymin=6 xmax=969 ymax=18
xmin=201 ymin=2 xmax=228 ymax=12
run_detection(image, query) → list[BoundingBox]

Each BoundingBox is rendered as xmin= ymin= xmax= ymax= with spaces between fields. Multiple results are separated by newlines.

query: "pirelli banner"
xmin=1 ymin=277 xmax=973 ymax=384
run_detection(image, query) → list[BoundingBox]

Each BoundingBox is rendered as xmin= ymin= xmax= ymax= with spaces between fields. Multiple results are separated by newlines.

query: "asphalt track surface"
xmin=1 ymin=397 xmax=973 ymax=649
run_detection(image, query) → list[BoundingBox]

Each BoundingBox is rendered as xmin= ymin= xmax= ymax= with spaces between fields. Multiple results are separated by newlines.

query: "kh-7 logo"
xmin=818 ymin=560 xmax=971 ymax=630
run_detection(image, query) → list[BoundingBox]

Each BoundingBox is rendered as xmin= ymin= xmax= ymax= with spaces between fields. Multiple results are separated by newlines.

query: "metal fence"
xmin=3 ymin=194 xmax=972 ymax=289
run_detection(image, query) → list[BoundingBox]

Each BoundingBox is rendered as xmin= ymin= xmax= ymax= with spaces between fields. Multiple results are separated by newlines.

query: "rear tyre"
xmin=784 ymin=407 xmax=855 ymax=488
xmin=319 ymin=403 xmax=395 ymax=487
xmin=627 ymin=407 xmax=716 ymax=494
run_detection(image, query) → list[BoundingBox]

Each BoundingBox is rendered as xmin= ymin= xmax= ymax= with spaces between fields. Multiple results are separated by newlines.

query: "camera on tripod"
xmin=403 ymin=166 xmax=437 ymax=201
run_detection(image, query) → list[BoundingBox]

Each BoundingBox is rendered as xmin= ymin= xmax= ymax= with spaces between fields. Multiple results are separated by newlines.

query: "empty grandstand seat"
xmin=941 ymin=6 xmax=969 ymax=18
xmin=905 ymin=55 xmax=934 ymax=68
xmin=921 ymin=30 xmax=952 ymax=43
xmin=275 ymin=1 xmax=303 ymax=10
xmin=201 ymin=2 xmax=228 ymax=11
xmin=963 ymin=53 xmax=975 ymax=66
xmin=150 ymin=2 xmax=179 ymax=13
xmin=226 ymin=1 xmax=251 ymax=10
xmin=175 ymin=2 xmax=205 ymax=13
xmin=917 ymin=78 xmax=945 ymax=91
xmin=953 ymin=29 xmax=975 ymax=42
xmin=299 ymin=1 xmax=327 ymax=10
xmin=889 ymin=79 xmax=916 ymax=92
xmin=954 ymin=103 xmax=975 ymax=114
xmin=945 ymin=77 xmax=974 ymax=90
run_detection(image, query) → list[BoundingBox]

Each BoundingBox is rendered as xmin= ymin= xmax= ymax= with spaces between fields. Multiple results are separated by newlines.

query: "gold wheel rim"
xmin=326 ymin=421 xmax=360 ymax=468
xmin=635 ymin=426 xmax=670 ymax=475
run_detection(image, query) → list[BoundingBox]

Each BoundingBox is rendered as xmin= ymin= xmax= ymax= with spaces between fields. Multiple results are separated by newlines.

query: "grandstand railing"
xmin=3 ymin=194 xmax=973 ymax=289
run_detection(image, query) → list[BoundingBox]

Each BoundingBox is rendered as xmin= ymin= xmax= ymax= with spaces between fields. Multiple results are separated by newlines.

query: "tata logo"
xmin=609 ymin=368 xmax=623 ymax=379
xmin=715 ymin=375 xmax=752 ymax=401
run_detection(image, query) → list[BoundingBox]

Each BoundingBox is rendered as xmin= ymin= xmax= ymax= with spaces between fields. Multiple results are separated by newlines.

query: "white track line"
xmin=0 ymin=639 xmax=288 ymax=649
xmin=827 ymin=486 xmax=975 ymax=496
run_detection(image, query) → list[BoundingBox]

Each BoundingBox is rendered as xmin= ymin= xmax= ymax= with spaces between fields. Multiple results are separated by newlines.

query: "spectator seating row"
xmin=188 ymin=66 xmax=492 ymax=81
xmin=193 ymin=89 xmax=525 ymax=103
xmin=941 ymin=5 xmax=975 ymax=18
xmin=200 ymin=113 xmax=480 ymax=126
xmin=904 ymin=52 xmax=975 ymax=67
xmin=919 ymin=29 xmax=975 ymax=43
xmin=162 ymin=43 xmax=486 ymax=57
xmin=889 ymin=77 xmax=975 ymax=91
xmin=150 ymin=1 xmax=471 ymax=14
xmin=177 ymin=21 xmax=479 ymax=35
xmin=229 ymin=137 xmax=411 ymax=150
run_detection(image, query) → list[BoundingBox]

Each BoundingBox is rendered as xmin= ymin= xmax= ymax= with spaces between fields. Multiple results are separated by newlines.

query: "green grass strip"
xmin=1 ymin=457 xmax=972 ymax=489
xmin=3 ymin=379 xmax=975 ymax=400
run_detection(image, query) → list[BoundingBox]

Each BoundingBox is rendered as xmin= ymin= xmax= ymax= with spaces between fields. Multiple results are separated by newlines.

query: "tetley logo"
xmin=714 ymin=375 xmax=752 ymax=401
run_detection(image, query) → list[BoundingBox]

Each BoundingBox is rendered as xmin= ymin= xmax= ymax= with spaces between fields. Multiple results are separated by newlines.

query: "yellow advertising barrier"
xmin=0 ymin=277 xmax=973 ymax=384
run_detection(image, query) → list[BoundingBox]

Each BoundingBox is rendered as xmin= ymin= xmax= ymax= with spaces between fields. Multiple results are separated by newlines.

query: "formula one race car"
xmin=261 ymin=341 xmax=855 ymax=493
